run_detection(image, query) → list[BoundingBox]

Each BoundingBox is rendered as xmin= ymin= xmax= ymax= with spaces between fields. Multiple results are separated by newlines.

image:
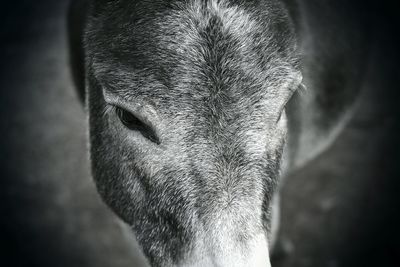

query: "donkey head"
xmin=84 ymin=0 xmax=301 ymax=266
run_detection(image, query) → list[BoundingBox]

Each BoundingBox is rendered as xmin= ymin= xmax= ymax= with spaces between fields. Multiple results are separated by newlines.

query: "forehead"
xmin=86 ymin=0 xmax=299 ymax=106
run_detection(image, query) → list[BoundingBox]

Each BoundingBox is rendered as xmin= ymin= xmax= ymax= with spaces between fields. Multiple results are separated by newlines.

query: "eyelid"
xmin=115 ymin=106 xmax=161 ymax=144
xmin=103 ymin=92 xmax=152 ymax=126
xmin=103 ymin=91 xmax=163 ymax=143
xmin=111 ymin=103 xmax=158 ymax=136
xmin=276 ymin=76 xmax=303 ymax=123
xmin=287 ymin=85 xmax=297 ymax=99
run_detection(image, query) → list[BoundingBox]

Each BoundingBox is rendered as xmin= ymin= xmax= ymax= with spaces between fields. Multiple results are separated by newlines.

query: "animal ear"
xmin=68 ymin=0 xmax=89 ymax=105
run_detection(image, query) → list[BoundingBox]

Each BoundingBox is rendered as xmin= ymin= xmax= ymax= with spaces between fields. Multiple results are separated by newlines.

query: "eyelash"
xmin=114 ymin=106 xmax=160 ymax=145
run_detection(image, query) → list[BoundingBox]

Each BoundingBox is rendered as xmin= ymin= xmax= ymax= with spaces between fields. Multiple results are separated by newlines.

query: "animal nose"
xmin=178 ymin=228 xmax=272 ymax=267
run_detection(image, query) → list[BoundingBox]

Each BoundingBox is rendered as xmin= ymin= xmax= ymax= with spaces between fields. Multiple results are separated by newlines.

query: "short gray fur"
xmin=68 ymin=0 xmax=370 ymax=266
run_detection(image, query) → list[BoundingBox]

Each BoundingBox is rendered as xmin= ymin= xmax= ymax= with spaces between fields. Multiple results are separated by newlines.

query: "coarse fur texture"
xmin=68 ymin=0 xmax=370 ymax=266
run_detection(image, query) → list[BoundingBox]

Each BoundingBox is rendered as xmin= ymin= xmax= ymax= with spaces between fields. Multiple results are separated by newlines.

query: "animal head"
xmin=84 ymin=0 xmax=301 ymax=266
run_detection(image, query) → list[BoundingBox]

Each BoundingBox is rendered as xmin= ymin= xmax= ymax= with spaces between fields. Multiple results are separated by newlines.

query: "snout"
xmin=174 ymin=213 xmax=272 ymax=267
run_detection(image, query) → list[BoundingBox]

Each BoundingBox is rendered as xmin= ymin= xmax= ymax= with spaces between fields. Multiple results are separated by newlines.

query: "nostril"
xmin=115 ymin=107 xmax=160 ymax=144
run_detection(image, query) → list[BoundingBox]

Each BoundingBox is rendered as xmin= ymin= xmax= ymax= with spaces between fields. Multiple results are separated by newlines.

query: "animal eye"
xmin=276 ymin=91 xmax=295 ymax=123
xmin=115 ymin=107 xmax=160 ymax=144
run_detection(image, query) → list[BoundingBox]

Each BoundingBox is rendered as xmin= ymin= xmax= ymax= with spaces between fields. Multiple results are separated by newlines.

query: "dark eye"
xmin=115 ymin=107 xmax=160 ymax=144
xmin=276 ymin=85 xmax=301 ymax=123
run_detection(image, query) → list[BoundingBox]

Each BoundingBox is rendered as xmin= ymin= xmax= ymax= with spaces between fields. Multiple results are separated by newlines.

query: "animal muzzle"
xmin=178 ymin=220 xmax=272 ymax=267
